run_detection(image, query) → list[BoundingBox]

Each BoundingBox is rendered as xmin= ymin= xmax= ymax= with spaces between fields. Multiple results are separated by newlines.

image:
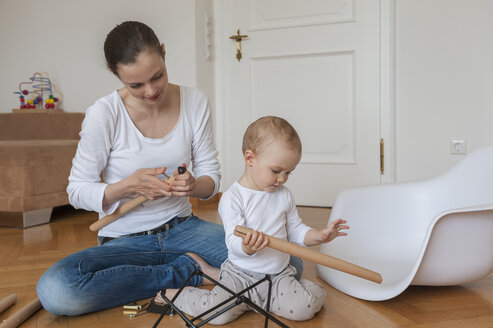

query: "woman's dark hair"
xmin=104 ymin=21 xmax=163 ymax=75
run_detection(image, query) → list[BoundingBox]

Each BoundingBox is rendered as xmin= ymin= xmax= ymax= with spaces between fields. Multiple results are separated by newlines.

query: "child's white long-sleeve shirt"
xmin=67 ymin=86 xmax=220 ymax=237
xmin=219 ymin=181 xmax=311 ymax=274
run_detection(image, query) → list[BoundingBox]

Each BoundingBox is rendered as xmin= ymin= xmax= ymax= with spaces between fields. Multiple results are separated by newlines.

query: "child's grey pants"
xmin=172 ymin=259 xmax=326 ymax=325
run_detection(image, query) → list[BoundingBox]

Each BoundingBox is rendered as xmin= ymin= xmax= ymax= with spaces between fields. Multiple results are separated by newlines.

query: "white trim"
xmin=247 ymin=0 xmax=355 ymax=31
xmin=380 ymin=0 xmax=396 ymax=183
xmin=213 ymin=0 xmax=227 ymax=192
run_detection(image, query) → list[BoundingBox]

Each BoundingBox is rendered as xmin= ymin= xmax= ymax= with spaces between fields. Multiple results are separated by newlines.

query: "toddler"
xmin=155 ymin=116 xmax=349 ymax=324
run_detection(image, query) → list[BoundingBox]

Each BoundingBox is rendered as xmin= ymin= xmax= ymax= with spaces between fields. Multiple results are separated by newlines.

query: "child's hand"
xmin=241 ymin=229 xmax=269 ymax=255
xmin=319 ymin=218 xmax=349 ymax=243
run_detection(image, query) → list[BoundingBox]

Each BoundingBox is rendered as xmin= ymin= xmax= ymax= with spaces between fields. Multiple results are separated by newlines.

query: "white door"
xmin=215 ymin=0 xmax=385 ymax=206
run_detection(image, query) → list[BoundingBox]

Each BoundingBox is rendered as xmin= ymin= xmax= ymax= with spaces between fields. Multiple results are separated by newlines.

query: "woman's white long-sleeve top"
xmin=67 ymin=86 xmax=220 ymax=237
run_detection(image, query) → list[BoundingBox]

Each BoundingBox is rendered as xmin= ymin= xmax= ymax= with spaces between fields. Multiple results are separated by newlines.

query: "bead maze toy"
xmin=13 ymin=72 xmax=63 ymax=110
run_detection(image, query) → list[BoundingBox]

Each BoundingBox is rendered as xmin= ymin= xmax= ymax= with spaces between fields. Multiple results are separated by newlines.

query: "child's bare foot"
xmin=186 ymin=252 xmax=220 ymax=285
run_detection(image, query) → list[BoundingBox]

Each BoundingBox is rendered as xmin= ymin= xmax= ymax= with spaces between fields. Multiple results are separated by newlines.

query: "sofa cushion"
xmin=0 ymin=140 xmax=79 ymax=212
xmin=0 ymin=112 xmax=84 ymax=140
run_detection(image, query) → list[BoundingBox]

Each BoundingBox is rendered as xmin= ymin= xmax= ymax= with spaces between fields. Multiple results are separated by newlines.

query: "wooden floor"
xmin=1 ymin=203 xmax=492 ymax=328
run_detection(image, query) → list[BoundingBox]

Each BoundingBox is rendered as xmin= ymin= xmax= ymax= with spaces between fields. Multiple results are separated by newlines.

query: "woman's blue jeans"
xmin=37 ymin=216 xmax=303 ymax=316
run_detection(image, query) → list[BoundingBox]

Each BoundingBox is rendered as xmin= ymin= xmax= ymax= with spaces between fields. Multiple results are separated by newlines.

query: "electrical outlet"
xmin=450 ymin=139 xmax=466 ymax=154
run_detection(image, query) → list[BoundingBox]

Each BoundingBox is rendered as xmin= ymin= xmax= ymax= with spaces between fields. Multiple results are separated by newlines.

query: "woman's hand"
xmin=103 ymin=166 xmax=173 ymax=206
xmin=167 ymin=164 xmax=197 ymax=197
xmin=130 ymin=167 xmax=174 ymax=200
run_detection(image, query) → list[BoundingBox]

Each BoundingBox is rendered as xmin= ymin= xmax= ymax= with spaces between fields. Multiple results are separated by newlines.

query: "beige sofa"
xmin=0 ymin=112 xmax=84 ymax=228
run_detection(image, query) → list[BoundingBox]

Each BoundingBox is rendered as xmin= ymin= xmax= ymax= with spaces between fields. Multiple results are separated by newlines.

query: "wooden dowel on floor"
xmin=234 ymin=225 xmax=383 ymax=284
xmin=0 ymin=294 xmax=16 ymax=314
xmin=0 ymin=297 xmax=42 ymax=328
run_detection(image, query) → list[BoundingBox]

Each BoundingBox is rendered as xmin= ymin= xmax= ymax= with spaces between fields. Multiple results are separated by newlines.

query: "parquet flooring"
xmin=0 ymin=204 xmax=492 ymax=327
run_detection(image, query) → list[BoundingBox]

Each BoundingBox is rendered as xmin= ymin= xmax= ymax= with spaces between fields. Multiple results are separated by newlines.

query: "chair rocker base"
xmin=150 ymin=269 xmax=290 ymax=328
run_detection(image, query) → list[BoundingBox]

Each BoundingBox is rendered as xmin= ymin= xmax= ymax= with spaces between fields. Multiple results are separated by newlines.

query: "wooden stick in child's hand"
xmin=89 ymin=167 xmax=187 ymax=232
xmin=0 ymin=297 xmax=42 ymax=328
xmin=233 ymin=225 xmax=383 ymax=284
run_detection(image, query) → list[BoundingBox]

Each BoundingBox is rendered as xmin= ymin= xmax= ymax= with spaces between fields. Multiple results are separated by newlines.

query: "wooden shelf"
xmin=12 ymin=108 xmax=63 ymax=113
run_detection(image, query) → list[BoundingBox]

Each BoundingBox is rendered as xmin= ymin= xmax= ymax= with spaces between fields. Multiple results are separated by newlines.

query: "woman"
xmin=36 ymin=21 xmax=227 ymax=316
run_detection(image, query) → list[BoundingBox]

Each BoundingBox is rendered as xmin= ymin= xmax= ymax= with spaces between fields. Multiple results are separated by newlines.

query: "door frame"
xmin=212 ymin=0 xmax=396 ymax=191
xmin=380 ymin=0 xmax=396 ymax=184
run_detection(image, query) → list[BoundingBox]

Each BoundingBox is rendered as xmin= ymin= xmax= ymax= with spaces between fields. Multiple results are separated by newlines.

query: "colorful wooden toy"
xmin=13 ymin=72 xmax=63 ymax=110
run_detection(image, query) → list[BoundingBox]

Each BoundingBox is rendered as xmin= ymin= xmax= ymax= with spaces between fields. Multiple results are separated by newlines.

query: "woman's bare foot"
xmin=154 ymin=289 xmax=182 ymax=304
xmin=186 ymin=252 xmax=220 ymax=285
xmin=153 ymin=253 xmax=219 ymax=304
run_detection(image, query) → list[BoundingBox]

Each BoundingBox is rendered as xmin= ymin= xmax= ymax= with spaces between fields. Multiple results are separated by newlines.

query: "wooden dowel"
xmin=0 ymin=294 xmax=16 ymax=314
xmin=0 ymin=297 xmax=42 ymax=328
xmin=89 ymin=195 xmax=147 ymax=231
xmin=89 ymin=167 xmax=187 ymax=232
xmin=234 ymin=225 xmax=383 ymax=284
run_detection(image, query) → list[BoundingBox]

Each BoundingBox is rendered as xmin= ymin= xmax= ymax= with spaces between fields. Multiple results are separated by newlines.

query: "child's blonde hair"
xmin=242 ymin=116 xmax=302 ymax=155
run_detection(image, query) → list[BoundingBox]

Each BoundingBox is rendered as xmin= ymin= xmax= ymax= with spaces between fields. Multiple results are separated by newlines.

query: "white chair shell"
xmin=317 ymin=145 xmax=493 ymax=301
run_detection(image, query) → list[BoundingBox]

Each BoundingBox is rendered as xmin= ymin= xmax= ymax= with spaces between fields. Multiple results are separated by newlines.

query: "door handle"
xmin=229 ymin=29 xmax=248 ymax=62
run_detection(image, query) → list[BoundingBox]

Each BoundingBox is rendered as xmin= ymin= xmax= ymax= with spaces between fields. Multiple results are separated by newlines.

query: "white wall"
xmin=395 ymin=0 xmax=493 ymax=181
xmin=0 ymin=0 xmax=213 ymax=113
xmin=2 ymin=0 xmax=492 ymax=186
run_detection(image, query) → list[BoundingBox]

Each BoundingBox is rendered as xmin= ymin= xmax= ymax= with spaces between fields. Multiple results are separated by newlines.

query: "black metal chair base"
xmin=150 ymin=269 xmax=289 ymax=328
